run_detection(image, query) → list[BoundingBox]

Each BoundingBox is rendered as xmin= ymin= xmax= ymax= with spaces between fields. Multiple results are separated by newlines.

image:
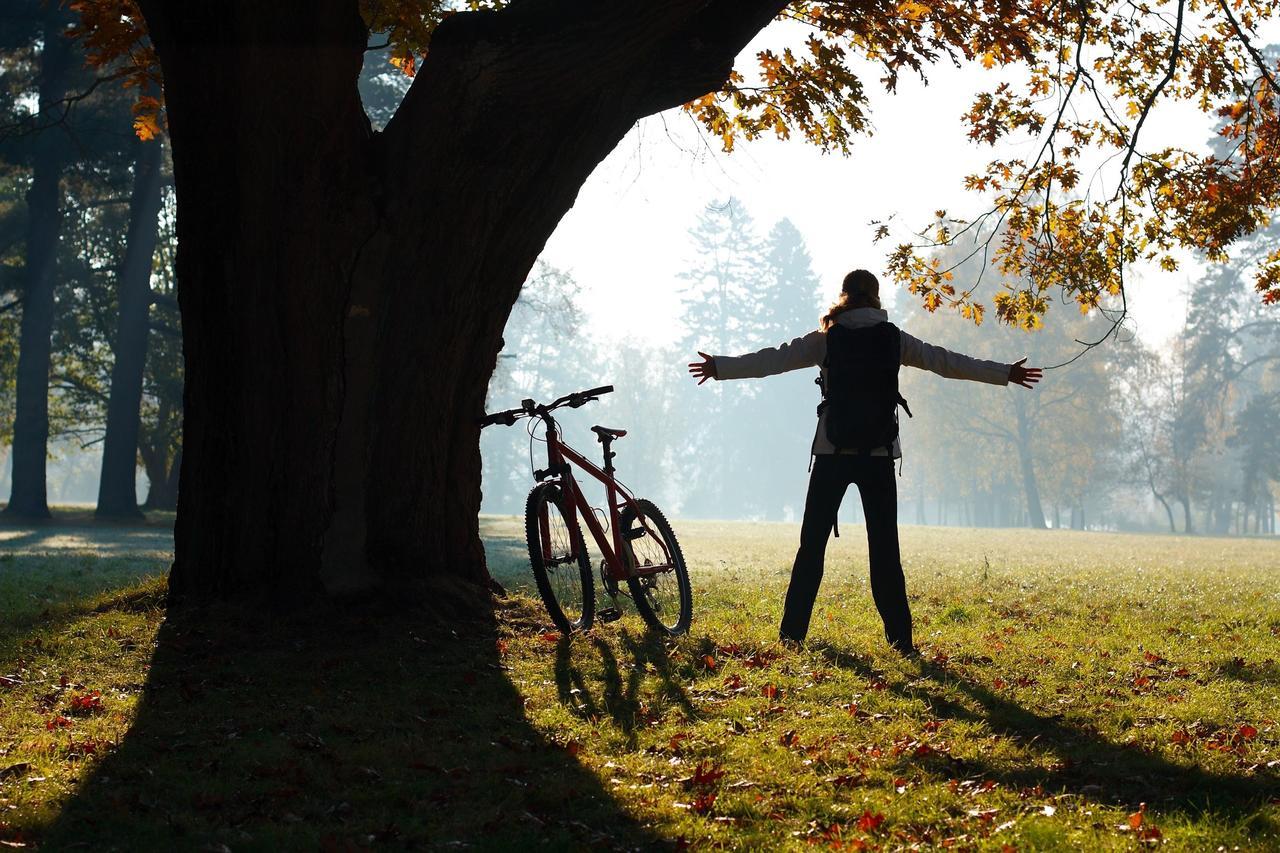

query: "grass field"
xmin=1 ymin=514 xmax=1278 ymax=850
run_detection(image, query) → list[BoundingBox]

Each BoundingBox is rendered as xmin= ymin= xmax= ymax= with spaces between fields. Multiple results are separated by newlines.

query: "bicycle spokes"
xmin=540 ymin=500 xmax=586 ymax=624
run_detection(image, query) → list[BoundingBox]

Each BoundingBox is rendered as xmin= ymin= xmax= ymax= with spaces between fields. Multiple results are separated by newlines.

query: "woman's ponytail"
xmin=821 ymin=269 xmax=881 ymax=330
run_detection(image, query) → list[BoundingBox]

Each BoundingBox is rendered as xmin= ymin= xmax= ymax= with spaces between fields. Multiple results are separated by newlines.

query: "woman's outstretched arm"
xmin=688 ymin=330 xmax=825 ymax=384
xmin=900 ymin=330 xmax=1041 ymax=388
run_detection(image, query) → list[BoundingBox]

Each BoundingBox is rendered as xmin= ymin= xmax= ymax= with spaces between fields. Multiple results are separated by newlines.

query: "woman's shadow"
xmin=810 ymin=639 xmax=1280 ymax=820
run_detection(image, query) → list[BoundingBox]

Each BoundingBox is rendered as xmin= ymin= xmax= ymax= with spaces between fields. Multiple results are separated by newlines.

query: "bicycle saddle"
xmin=591 ymin=425 xmax=627 ymax=441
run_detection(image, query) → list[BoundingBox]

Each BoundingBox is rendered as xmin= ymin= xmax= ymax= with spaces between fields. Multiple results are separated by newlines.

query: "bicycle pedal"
xmin=596 ymin=607 xmax=622 ymax=623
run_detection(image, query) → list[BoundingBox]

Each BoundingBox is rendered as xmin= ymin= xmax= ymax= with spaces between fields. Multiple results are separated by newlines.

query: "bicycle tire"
xmin=525 ymin=483 xmax=594 ymax=633
xmin=620 ymin=499 xmax=692 ymax=636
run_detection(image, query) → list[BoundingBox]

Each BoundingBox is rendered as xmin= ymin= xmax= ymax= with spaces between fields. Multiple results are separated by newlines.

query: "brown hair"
xmin=821 ymin=269 xmax=881 ymax=330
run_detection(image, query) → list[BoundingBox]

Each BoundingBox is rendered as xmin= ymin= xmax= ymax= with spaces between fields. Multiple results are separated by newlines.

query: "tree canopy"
xmin=69 ymin=0 xmax=1280 ymax=333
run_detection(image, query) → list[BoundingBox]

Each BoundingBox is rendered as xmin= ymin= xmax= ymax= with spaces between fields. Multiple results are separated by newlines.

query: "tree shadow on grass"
xmin=810 ymin=640 xmax=1280 ymax=824
xmin=553 ymin=628 xmax=697 ymax=750
xmin=38 ymin=594 xmax=667 ymax=851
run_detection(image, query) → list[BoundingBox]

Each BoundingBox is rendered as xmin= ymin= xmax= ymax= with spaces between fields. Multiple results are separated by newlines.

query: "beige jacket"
xmin=713 ymin=307 xmax=1011 ymax=457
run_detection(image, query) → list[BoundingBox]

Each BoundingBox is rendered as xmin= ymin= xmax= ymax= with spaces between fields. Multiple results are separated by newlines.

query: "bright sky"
xmin=539 ymin=21 xmax=1238 ymax=355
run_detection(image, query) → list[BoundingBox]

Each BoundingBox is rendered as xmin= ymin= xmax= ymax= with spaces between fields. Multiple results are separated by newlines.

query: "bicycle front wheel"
xmin=525 ymin=483 xmax=594 ymax=633
xmin=620 ymin=499 xmax=692 ymax=636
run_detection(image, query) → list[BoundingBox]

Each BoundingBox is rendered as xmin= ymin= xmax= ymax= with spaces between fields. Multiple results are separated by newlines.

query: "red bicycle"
xmin=480 ymin=385 xmax=692 ymax=636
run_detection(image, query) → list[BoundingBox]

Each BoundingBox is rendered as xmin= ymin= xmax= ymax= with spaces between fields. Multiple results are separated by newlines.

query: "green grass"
xmin=2 ymin=515 xmax=1278 ymax=850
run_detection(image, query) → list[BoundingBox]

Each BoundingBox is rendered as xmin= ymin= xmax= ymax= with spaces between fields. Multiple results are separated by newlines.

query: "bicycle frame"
xmin=537 ymin=417 xmax=673 ymax=582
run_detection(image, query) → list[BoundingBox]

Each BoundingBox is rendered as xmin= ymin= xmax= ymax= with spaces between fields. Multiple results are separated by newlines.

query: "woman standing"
xmin=688 ymin=269 xmax=1042 ymax=655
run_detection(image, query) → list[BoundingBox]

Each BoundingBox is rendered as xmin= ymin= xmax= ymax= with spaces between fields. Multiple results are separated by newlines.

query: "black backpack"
xmin=817 ymin=321 xmax=912 ymax=454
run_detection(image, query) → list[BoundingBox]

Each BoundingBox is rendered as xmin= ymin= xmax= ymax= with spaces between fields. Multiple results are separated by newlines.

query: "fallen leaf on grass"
xmin=65 ymin=739 xmax=100 ymax=759
xmin=691 ymin=792 xmax=717 ymax=814
xmin=691 ymin=762 xmax=726 ymax=789
xmin=761 ymin=684 xmax=781 ymax=700
xmin=67 ymin=691 xmax=103 ymax=715
xmin=825 ymin=773 xmax=865 ymax=788
xmin=743 ymin=650 xmax=781 ymax=669
xmin=856 ymin=811 xmax=885 ymax=832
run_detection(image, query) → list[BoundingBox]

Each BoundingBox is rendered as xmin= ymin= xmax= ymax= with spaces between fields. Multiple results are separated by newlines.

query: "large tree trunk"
xmin=4 ymin=5 xmax=73 ymax=519
xmin=96 ymin=136 xmax=165 ymax=519
xmin=139 ymin=0 xmax=785 ymax=604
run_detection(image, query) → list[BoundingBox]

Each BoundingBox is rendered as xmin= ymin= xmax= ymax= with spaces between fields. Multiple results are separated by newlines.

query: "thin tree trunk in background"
xmin=4 ymin=5 xmax=73 ymax=519
xmin=142 ymin=446 xmax=180 ymax=510
xmin=1013 ymin=399 xmax=1047 ymax=529
xmin=96 ymin=135 xmax=165 ymax=518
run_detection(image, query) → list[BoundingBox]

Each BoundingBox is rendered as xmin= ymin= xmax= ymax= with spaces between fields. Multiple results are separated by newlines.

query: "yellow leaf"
xmin=133 ymin=112 xmax=161 ymax=141
xmin=389 ymin=52 xmax=417 ymax=77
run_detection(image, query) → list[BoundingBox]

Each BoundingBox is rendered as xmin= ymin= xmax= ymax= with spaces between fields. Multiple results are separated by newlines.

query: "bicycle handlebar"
xmin=479 ymin=385 xmax=614 ymax=428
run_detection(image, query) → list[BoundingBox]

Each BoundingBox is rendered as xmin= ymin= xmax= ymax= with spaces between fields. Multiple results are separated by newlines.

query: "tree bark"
xmin=4 ymin=5 xmax=73 ymax=519
xmin=138 ymin=0 xmax=787 ymax=604
xmin=96 ymin=135 xmax=165 ymax=519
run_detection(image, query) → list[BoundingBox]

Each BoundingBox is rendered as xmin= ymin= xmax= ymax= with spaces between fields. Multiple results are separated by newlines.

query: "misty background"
xmin=3 ymin=41 xmax=1277 ymax=536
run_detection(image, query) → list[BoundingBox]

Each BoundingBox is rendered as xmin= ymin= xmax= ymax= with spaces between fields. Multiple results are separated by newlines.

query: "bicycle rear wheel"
xmin=525 ymin=483 xmax=594 ymax=633
xmin=620 ymin=499 xmax=692 ymax=636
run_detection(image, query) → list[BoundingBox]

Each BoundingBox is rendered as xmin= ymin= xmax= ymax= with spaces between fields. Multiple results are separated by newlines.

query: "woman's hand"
xmin=1009 ymin=357 xmax=1043 ymax=389
xmin=687 ymin=351 xmax=717 ymax=385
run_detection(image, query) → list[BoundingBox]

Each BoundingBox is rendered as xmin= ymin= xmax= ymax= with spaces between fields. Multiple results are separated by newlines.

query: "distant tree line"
xmin=0 ymin=24 xmax=412 ymax=517
xmin=0 ymin=4 xmax=180 ymax=517
xmin=484 ymin=199 xmax=1279 ymax=537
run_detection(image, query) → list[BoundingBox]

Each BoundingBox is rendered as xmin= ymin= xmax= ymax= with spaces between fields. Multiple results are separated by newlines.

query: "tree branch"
xmin=1216 ymin=0 xmax=1280 ymax=97
xmin=384 ymin=0 xmax=788 ymax=157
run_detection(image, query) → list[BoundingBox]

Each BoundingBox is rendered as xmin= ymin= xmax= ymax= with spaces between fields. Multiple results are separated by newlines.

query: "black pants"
xmin=779 ymin=454 xmax=912 ymax=649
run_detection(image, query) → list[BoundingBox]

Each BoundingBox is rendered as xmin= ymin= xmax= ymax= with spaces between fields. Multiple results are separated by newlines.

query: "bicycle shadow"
xmin=809 ymin=639 xmax=1280 ymax=820
xmin=38 ymin=594 xmax=666 ymax=850
xmin=554 ymin=627 xmax=698 ymax=750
